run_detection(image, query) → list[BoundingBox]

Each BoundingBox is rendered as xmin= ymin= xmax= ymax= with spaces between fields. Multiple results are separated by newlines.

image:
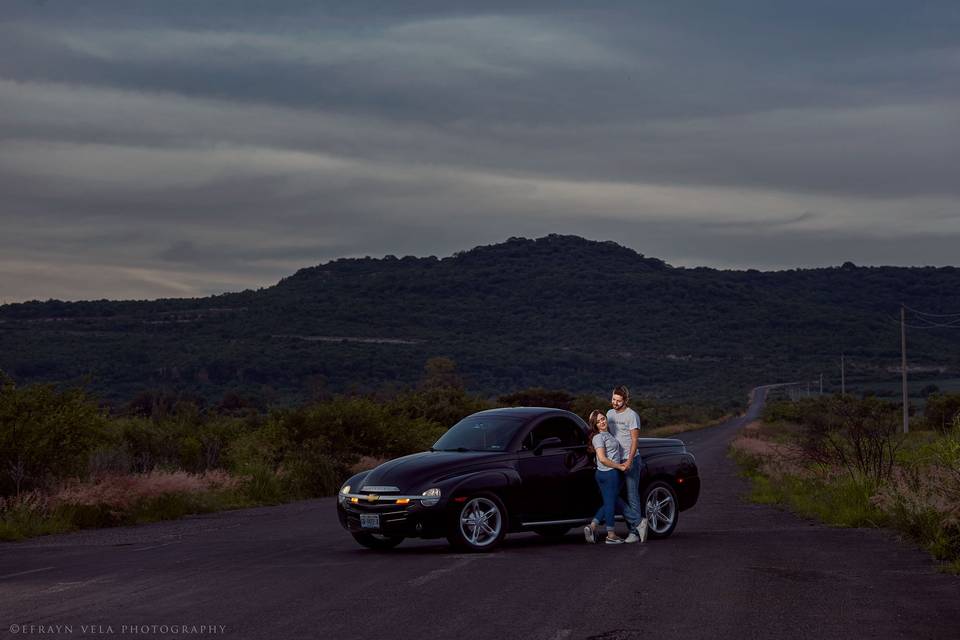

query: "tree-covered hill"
xmin=1 ymin=235 xmax=957 ymax=406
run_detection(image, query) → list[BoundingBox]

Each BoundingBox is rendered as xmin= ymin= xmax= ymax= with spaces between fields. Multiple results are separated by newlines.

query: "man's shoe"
xmin=638 ymin=518 xmax=649 ymax=543
xmin=624 ymin=533 xmax=639 ymax=543
xmin=604 ymin=536 xmax=624 ymax=545
xmin=583 ymin=525 xmax=596 ymax=544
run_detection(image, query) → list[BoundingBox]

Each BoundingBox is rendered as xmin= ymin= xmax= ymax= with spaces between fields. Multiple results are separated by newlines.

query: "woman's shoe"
xmin=604 ymin=536 xmax=624 ymax=545
xmin=583 ymin=525 xmax=596 ymax=544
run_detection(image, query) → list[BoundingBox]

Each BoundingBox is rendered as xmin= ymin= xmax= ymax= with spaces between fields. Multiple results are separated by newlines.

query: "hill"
xmin=1 ymin=235 xmax=958 ymax=406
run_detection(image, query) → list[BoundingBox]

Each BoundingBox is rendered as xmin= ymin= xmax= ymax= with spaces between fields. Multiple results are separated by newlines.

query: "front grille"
xmin=361 ymin=485 xmax=399 ymax=493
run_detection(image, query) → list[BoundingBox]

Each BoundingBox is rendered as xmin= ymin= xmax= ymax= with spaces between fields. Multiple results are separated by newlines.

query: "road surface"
xmin=2 ymin=386 xmax=958 ymax=639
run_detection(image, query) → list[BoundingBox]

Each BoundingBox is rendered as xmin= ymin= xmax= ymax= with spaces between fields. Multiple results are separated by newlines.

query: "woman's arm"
xmin=595 ymin=449 xmax=626 ymax=471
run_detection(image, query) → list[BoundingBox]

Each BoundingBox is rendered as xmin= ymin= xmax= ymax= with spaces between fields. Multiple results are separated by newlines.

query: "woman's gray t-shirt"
xmin=592 ymin=432 xmax=623 ymax=472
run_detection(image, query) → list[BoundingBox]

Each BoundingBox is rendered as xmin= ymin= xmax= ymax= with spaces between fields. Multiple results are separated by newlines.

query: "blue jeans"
xmin=623 ymin=454 xmax=645 ymax=522
xmin=593 ymin=470 xmax=641 ymax=528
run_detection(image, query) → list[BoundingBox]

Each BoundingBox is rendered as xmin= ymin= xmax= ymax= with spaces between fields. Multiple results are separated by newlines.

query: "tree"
xmin=0 ymin=377 xmax=107 ymax=496
xmin=420 ymin=357 xmax=463 ymax=390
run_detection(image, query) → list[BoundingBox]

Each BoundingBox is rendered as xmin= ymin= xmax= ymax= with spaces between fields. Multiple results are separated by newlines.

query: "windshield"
xmin=432 ymin=415 xmax=527 ymax=452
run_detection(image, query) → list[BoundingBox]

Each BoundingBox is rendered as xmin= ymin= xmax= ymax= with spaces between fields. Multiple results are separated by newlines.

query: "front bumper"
xmin=336 ymin=499 xmax=448 ymax=539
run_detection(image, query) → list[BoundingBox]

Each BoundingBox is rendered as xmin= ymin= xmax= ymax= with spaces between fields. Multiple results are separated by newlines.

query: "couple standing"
xmin=585 ymin=385 xmax=649 ymax=545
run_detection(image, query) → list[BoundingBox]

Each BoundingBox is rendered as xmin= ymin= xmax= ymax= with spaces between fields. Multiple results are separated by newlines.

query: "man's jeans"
xmin=623 ymin=454 xmax=645 ymax=524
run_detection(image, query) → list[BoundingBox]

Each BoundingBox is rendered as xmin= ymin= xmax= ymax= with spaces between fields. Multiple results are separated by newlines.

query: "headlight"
xmin=420 ymin=488 xmax=441 ymax=507
xmin=339 ymin=485 xmax=351 ymax=503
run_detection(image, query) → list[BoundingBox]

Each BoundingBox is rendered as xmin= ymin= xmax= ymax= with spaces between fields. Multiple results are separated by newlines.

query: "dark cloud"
xmin=1 ymin=1 xmax=958 ymax=301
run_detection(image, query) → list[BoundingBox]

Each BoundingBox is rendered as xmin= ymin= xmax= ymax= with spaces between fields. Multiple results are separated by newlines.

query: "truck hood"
xmin=359 ymin=450 xmax=505 ymax=493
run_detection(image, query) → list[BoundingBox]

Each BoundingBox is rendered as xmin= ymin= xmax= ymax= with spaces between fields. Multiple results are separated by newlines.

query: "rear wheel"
xmin=447 ymin=493 xmax=508 ymax=552
xmin=643 ymin=480 xmax=679 ymax=539
xmin=351 ymin=532 xmax=404 ymax=550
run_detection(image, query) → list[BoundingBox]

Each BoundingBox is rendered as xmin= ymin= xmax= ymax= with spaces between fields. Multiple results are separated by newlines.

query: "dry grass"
xmin=732 ymin=418 xmax=960 ymax=572
xmin=350 ymin=456 xmax=388 ymax=474
xmin=53 ymin=470 xmax=241 ymax=509
xmin=0 ymin=471 xmax=249 ymax=541
xmin=872 ymin=465 xmax=960 ymax=528
xmin=647 ymin=414 xmax=735 ymax=438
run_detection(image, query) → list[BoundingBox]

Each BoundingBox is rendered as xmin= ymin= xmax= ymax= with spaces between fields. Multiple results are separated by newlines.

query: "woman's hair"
xmin=612 ymin=385 xmax=630 ymax=405
xmin=586 ymin=409 xmax=604 ymax=452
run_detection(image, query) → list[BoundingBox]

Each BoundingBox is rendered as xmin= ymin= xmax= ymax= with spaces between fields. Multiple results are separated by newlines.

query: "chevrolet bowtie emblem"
xmin=367 ymin=494 xmax=378 ymax=503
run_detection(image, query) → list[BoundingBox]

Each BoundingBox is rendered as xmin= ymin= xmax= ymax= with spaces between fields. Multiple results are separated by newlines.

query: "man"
xmin=606 ymin=385 xmax=649 ymax=543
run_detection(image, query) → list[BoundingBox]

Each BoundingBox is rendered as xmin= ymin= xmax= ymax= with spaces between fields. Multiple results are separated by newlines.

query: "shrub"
xmin=922 ymin=393 xmax=960 ymax=433
xmin=0 ymin=376 xmax=107 ymax=496
xmin=799 ymin=396 xmax=901 ymax=484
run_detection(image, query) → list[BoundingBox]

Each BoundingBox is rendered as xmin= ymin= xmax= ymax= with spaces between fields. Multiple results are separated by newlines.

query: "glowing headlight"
xmin=339 ymin=485 xmax=351 ymax=502
xmin=420 ymin=488 xmax=441 ymax=507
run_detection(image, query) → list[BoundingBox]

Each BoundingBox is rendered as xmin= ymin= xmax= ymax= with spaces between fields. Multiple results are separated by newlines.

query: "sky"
xmin=1 ymin=0 xmax=958 ymax=302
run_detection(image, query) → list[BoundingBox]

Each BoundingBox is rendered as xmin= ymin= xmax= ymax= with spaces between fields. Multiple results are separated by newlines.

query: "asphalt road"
xmin=2 ymin=387 xmax=958 ymax=640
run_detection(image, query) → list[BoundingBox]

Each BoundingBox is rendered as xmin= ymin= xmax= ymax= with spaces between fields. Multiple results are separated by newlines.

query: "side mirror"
xmin=534 ymin=437 xmax=563 ymax=455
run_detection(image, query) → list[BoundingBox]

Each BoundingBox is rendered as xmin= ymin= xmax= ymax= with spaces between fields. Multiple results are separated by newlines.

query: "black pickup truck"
xmin=336 ymin=407 xmax=700 ymax=551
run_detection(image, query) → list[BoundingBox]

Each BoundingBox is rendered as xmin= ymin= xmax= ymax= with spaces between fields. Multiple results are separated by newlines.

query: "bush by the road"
xmin=737 ymin=398 xmax=960 ymax=573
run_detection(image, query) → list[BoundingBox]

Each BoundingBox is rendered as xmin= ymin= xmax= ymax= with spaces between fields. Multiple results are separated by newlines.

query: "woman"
xmin=584 ymin=409 xmax=628 ymax=544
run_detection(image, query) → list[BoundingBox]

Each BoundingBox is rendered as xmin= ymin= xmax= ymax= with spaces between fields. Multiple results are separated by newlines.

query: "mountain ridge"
xmin=1 ymin=234 xmax=958 ymax=406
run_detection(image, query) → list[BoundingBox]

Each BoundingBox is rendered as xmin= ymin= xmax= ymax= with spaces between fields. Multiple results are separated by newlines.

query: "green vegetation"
xmin=732 ymin=394 xmax=960 ymax=572
xmin=0 ymin=364 xmax=721 ymax=540
xmin=2 ymin=235 xmax=957 ymax=407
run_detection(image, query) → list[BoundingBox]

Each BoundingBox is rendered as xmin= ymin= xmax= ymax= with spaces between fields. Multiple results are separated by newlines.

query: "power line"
xmin=886 ymin=314 xmax=960 ymax=329
xmin=903 ymin=304 xmax=960 ymax=318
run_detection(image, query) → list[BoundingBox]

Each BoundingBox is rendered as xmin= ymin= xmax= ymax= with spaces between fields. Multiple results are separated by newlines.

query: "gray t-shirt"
xmin=592 ymin=432 xmax=623 ymax=472
xmin=606 ymin=407 xmax=640 ymax=459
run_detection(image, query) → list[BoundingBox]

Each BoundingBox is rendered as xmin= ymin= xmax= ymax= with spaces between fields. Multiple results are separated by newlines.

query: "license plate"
xmin=360 ymin=514 xmax=380 ymax=529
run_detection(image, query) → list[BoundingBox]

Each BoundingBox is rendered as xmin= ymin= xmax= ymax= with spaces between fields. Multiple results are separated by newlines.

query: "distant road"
xmin=2 ymin=387 xmax=958 ymax=639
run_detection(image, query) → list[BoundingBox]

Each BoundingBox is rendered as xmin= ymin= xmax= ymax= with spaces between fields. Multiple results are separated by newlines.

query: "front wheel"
xmin=351 ymin=532 xmax=404 ymax=550
xmin=447 ymin=493 xmax=508 ymax=552
xmin=643 ymin=480 xmax=679 ymax=539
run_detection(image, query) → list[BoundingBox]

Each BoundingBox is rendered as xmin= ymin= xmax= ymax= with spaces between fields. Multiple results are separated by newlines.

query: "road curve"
xmin=1 ymin=387 xmax=958 ymax=640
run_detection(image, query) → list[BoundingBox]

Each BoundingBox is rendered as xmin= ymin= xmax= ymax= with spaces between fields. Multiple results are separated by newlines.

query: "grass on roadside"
xmin=0 ymin=470 xmax=278 ymax=542
xmin=647 ymin=413 xmax=736 ymax=438
xmin=730 ymin=421 xmax=960 ymax=574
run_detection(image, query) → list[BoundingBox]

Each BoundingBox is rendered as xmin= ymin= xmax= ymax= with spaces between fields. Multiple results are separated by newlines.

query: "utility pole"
xmin=901 ymin=304 xmax=909 ymax=434
xmin=841 ymin=353 xmax=846 ymax=396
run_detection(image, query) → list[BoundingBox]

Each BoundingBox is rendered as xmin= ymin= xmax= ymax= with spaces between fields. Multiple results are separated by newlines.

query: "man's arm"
xmin=624 ymin=429 xmax=639 ymax=469
xmin=624 ymin=410 xmax=640 ymax=468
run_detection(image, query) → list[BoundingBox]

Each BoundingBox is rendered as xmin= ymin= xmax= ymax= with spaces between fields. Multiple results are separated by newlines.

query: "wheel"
xmin=642 ymin=480 xmax=679 ymax=539
xmin=532 ymin=525 xmax=572 ymax=539
xmin=447 ymin=493 xmax=508 ymax=552
xmin=351 ymin=532 xmax=404 ymax=550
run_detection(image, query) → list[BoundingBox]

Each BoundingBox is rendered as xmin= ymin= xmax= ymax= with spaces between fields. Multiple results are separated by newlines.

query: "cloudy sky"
xmin=1 ymin=1 xmax=958 ymax=302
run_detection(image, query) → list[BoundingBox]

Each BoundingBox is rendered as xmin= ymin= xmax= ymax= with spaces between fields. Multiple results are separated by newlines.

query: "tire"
xmin=642 ymin=480 xmax=679 ymax=539
xmin=532 ymin=525 xmax=572 ymax=539
xmin=446 ymin=493 xmax=508 ymax=552
xmin=351 ymin=532 xmax=405 ymax=550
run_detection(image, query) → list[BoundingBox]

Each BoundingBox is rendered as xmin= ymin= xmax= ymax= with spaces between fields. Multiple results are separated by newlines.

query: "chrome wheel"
xmin=458 ymin=497 xmax=503 ymax=547
xmin=645 ymin=485 xmax=677 ymax=535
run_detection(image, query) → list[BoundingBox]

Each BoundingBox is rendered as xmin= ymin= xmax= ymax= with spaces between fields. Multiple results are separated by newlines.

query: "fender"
xmin=446 ymin=469 xmax=519 ymax=495
xmin=339 ymin=470 xmax=371 ymax=492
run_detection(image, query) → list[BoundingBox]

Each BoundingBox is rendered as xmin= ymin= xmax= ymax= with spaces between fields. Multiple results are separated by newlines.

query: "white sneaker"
xmin=624 ymin=533 xmax=639 ymax=543
xmin=604 ymin=536 xmax=624 ymax=545
xmin=638 ymin=518 xmax=649 ymax=543
xmin=583 ymin=525 xmax=596 ymax=544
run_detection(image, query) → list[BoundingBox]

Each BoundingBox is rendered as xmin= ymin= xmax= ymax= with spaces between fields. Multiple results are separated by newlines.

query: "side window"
xmin=521 ymin=417 xmax=587 ymax=450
